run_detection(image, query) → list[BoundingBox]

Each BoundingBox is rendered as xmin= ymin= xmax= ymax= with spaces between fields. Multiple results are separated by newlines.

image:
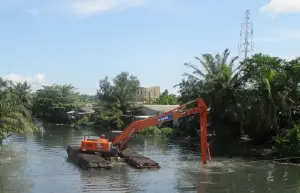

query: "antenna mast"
xmin=238 ymin=10 xmax=254 ymax=60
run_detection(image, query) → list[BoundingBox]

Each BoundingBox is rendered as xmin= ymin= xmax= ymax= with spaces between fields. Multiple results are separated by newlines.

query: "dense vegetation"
xmin=2 ymin=48 xmax=300 ymax=157
xmin=152 ymin=89 xmax=177 ymax=105
xmin=93 ymin=72 xmax=141 ymax=129
xmin=175 ymin=49 xmax=300 ymax=156
xmin=32 ymin=84 xmax=89 ymax=123
xmin=0 ymin=79 xmax=37 ymax=143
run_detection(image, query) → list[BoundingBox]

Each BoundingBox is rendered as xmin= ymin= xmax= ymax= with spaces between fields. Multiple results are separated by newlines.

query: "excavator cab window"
xmin=84 ymin=135 xmax=99 ymax=141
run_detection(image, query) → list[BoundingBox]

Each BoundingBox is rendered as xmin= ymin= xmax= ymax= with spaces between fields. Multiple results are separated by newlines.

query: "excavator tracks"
xmin=66 ymin=146 xmax=160 ymax=170
xmin=120 ymin=149 xmax=161 ymax=169
xmin=67 ymin=146 xmax=113 ymax=170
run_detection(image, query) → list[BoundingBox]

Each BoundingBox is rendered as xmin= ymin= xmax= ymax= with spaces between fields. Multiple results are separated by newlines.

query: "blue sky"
xmin=0 ymin=0 xmax=300 ymax=95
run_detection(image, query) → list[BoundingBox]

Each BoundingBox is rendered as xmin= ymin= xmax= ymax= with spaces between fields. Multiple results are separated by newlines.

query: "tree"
xmin=80 ymin=94 xmax=96 ymax=102
xmin=175 ymin=49 xmax=300 ymax=149
xmin=175 ymin=76 xmax=205 ymax=104
xmin=32 ymin=84 xmax=86 ymax=123
xmin=282 ymin=57 xmax=300 ymax=124
xmin=153 ymin=89 xmax=177 ymax=105
xmin=0 ymin=78 xmax=36 ymax=143
xmin=177 ymin=48 xmax=244 ymax=141
xmin=96 ymin=72 xmax=141 ymax=129
xmin=240 ymin=54 xmax=294 ymax=144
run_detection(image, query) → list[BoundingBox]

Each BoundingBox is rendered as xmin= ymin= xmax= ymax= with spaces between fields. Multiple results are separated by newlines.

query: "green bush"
xmin=76 ymin=115 xmax=90 ymax=126
xmin=273 ymin=124 xmax=300 ymax=156
xmin=94 ymin=108 xmax=124 ymax=129
xmin=137 ymin=126 xmax=174 ymax=137
xmin=160 ymin=127 xmax=174 ymax=137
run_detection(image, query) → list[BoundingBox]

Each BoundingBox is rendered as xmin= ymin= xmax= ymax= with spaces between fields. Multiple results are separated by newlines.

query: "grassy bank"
xmin=136 ymin=126 xmax=174 ymax=137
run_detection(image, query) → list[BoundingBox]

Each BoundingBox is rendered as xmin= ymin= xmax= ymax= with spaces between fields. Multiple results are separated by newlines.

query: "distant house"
xmin=134 ymin=105 xmax=180 ymax=126
xmin=78 ymin=105 xmax=95 ymax=115
xmin=66 ymin=104 xmax=95 ymax=124
xmin=136 ymin=86 xmax=160 ymax=103
xmin=137 ymin=104 xmax=180 ymax=117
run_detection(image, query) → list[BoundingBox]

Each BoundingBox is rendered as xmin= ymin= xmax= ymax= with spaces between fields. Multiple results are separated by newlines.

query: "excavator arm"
xmin=112 ymin=98 xmax=211 ymax=164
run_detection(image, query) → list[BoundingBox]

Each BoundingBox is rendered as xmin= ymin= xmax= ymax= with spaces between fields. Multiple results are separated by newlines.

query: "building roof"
xmin=139 ymin=105 xmax=180 ymax=116
xmin=78 ymin=106 xmax=95 ymax=114
xmin=143 ymin=105 xmax=179 ymax=112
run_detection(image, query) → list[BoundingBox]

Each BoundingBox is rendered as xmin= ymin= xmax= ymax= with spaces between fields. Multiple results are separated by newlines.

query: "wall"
xmin=136 ymin=86 xmax=160 ymax=103
xmin=140 ymin=105 xmax=180 ymax=115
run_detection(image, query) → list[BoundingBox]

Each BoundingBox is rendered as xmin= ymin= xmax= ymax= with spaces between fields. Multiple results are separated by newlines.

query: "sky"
xmin=0 ymin=0 xmax=300 ymax=95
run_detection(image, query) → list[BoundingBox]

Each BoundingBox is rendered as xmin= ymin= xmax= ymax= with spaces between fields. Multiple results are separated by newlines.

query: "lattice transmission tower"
xmin=238 ymin=10 xmax=254 ymax=60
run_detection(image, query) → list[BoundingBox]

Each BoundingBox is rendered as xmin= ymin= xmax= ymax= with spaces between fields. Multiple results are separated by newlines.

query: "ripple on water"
xmin=79 ymin=170 xmax=130 ymax=192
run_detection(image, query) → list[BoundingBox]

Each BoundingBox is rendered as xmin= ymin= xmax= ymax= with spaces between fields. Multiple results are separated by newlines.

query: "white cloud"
xmin=255 ymin=29 xmax=300 ymax=42
xmin=2 ymin=73 xmax=45 ymax=85
xmin=260 ymin=0 xmax=300 ymax=14
xmin=70 ymin=0 xmax=147 ymax=15
xmin=33 ymin=73 xmax=45 ymax=84
xmin=2 ymin=0 xmax=175 ymax=16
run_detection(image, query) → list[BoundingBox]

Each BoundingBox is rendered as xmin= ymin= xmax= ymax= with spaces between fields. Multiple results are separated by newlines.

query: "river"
xmin=0 ymin=125 xmax=300 ymax=193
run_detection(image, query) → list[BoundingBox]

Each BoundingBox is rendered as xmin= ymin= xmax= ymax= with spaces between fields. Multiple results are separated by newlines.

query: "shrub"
xmin=76 ymin=115 xmax=90 ymax=126
xmin=137 ymin=126 xmax=174 ymax=137
xmin=160 ymin=127 xmax=174 ymax=137
xmin=273 ymin=124 xmax=300 ymax=156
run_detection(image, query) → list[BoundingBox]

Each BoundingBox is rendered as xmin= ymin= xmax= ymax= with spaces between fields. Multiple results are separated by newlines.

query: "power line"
xmin=238 ymin=10 xmax=254 ymax=60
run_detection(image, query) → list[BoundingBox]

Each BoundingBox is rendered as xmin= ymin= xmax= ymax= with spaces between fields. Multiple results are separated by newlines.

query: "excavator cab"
xmin=80 ymin=133 xmax=120 ymax=156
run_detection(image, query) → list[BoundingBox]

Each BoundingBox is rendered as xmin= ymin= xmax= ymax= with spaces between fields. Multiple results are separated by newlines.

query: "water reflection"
xmin=0 ymin=152 xmax=35 ymax=192
xmin=172 ymin=142 xmax=300 ymax=193
xmin=79 ymin=166 xmax=130 ymax=192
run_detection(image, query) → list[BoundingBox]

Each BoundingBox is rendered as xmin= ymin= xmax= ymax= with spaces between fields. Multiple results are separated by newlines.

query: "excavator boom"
xmin=112 ymin=98 xmax=211 ymax=164
xmin=80 ymin=98 xmax=211 ymax=164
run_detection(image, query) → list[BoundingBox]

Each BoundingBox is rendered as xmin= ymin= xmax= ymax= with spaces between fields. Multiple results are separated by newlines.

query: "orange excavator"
xmin=80 ymin=98 xmax=211 ymax=164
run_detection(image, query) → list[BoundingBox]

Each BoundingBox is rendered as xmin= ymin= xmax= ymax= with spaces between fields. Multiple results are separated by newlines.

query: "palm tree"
xmin=183 ymin=48 xmax=239 ymax=81
xmin=0 ymin=78 xmax=36 ymax=143
xmin=11 ymin=81 xmax=32 ymax=109
xmin=182 ymin=48 xmax=244 ymax=141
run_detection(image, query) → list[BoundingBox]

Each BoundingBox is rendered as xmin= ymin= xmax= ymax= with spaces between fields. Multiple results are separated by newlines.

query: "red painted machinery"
xmin=80 ymin=98 xmax=211 ymax=164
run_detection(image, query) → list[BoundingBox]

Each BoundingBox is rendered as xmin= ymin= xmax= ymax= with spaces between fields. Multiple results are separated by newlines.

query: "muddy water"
xmin=1 ymin=125 xmax=300 ymax=193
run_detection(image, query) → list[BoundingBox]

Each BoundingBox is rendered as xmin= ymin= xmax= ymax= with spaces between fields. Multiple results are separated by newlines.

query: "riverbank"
xmin=168 ymin=135 xmax=300 ymax=164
